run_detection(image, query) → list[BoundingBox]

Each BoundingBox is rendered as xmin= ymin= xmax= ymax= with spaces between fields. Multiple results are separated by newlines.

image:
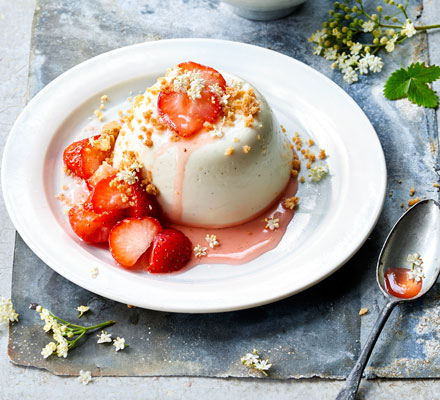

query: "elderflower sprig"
xmin=241 ymin=349 xmax=272 ymax=376
xmin=0 ymin=297 xmax=19 ymax=324
xmin=32 ymin=304 xmax=114 ymax=359
xmin=310 ymin=0 xmax=440 ymax=84
xmin=407 ymin=252 xmax=425 ymax=282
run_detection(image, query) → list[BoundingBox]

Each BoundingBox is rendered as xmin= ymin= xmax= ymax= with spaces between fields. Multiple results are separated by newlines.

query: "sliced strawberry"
xmin=68 ymin=202 xmax=123 ymax=243
xmin=178 ymin=62 xmax=227 ymax=91
xmin=125 ymin=183 xmax=161 ymax=219
xmin=109 ymin=217 xmax=162 ymax=268
xmin=158 ymin=89 xmax=221 ymax=137
xmin=90 ymin=176 xmax=131 ymax=213
xmin=147 ymin=228 xmax=192 ymax=273
xmin=87 ymin=162 xmax=117 ymax=191
xmin=63 ymin=135 xmax=112 ymax=180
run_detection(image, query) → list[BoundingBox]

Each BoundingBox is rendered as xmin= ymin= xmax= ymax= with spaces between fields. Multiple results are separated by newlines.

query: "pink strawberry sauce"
xmin=169 ymin=176 xmax=298 ymax=268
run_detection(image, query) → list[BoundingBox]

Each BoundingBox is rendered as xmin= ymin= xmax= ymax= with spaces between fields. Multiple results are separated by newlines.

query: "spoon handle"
xmin=335 ymin=300 xmax=398 ymax=400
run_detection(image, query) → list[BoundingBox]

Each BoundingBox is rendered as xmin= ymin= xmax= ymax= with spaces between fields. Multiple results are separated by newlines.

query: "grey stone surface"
xmin=2 ymin=0 xmax=440 ymax=398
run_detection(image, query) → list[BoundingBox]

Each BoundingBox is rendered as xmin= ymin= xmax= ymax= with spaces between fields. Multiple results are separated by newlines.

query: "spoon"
xmin=336 ymin=199 xmax=440 ymax=400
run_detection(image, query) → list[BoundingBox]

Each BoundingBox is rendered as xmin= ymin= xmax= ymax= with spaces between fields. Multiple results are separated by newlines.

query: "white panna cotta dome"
xmin=113 ymin=71 xmax=293 ymax=228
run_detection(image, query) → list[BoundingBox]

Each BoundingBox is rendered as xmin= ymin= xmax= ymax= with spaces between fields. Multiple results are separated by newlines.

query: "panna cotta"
xmin=113 ymin=63 xmax=293 ymax=228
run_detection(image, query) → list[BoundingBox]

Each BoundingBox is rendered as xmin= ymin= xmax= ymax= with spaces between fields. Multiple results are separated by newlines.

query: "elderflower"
xmin=323 ymin=48 xmax=337 ymax=61
xmin=408 ymin=267 xmax=425 ymax=282
xmin=194 ymin=244 xmax=208 ymax=258
xmin=265 ymin=217 xmax=279 ymax=231
xmin=357 ymin=57 xmax=369 ymax=75
xmin=362 ymin=20 xmax=376 ymax=33
xmin=350 ymin=42 xmax=363 ymax=55
xmin=309 ymin=164 xmax=329 ymax=182
xmin=313 ymin=45 xmax=323 ymax=56
xmin=342 ymin=67 xmax=358 ymax=84
xmin=90 ymin=266 xmax=99 ymax=278
xmin=41 ymin=342 xmax=57 ymax=359
xmin=385 ymin=35 xmax=398 ymax=53
xmin=76 ymin=305 xmax=90 ymax=318
xmin=78 ymin=370 xmax=92 ymax=385
xmin=369 ymin=56 xmax=384 ymax=73
xmin=205 ymin=234 xmax=219 ymax=249
xmin=0 ymin=297 xmax=19 ymax=324
xmin=97 ymin=330 xmax=112 ymax=344
xmin=116 ymin=169 xmax=138 ymax=185
xmin=241 ymin=349 xmax=272 ymax=376
xmin=407 ymin=252 xmax=423 ymax=266
xmin=56 ymin=339 xmax=69 ymax=358
xmin=113 ymin=337 xmax=126 ymax=351
xmin=401 ymin=19 xmax=417 ymax=38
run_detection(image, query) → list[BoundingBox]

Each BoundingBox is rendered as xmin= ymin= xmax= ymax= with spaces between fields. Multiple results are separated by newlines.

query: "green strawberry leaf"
xmin=384 ymin=62 xmax=440 ymax=109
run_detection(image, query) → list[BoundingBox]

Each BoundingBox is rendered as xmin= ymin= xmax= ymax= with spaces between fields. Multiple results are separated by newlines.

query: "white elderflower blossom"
xmin=369 ymin=56 xmax=384 ymax=73
xmin=78 ymin=370 xmax=92 ymax=385
xmin=113 ymin=337 xmax=126 ymax=351
xmin=76 ymin=305 xmax=90 ymax=318
xmin=97 ymin=331 xmax=112 ymax=344
xmin=90 ymin=267 xmax=99 ymax=279
xmin=265 ymin=217 xmax=280 ymax=231
xmin=310 ymin=29 xmax=327 ymax=43
xmin=357 ymin=57 xmax=369 ymax=75
xmin=241 ymin=349 xmax=272 ymax=376
xmin=194 ymin=244 xmax=208 ymax=258
xmin=41 ymin=342 xmax=57 ymax=359
xmin=385 ymin=35 xmax=398 ymax=53
xmin=323 ymin=48 xmax=337 ymax=61
xmin=408 ymin=267 xmax=425 ymax=283
xmin=209 ymin=83 xmax=223 ymax=97
xmin=309 ymin=164 xmax=329 ymax=182
xmin=313 ymin=45 xmax=323 ymax=56
xmin=350 ymin=42 xmax=363 ymax=55
xmin=407 ymin=252 xmax=423 ymax=266
xmin=401 ymin=19 xmax=416 ymax=38
xmin=362 ymin=20 xmax=375 ymax=32
xmin=205 ymin=234 xmax=219 ymax=249
xmin=116 ymin=169 xmax=138 ymax=185
xmin=0 ymin=298 xmax=19 ymax=324
xmin=187 ymin=72 xmax=206 ymax=100
xmin=343 ymin=67 xmax=358 ymax=84
xmin=56 ymin=339 xmax=69 ymax=358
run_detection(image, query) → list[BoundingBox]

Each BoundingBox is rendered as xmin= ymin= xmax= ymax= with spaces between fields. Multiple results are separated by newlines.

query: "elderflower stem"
xmin=84 ymin=320 xmax=115 ymax=332
xmin=415 ymin=24 xmax=440 ymax=30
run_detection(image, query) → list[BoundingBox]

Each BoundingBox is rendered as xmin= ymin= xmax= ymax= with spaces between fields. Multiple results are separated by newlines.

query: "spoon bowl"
xmin=336 ymin=199 xmax=440 ymax=400
xmin=377 ymin=199 xmax=440 ymax=300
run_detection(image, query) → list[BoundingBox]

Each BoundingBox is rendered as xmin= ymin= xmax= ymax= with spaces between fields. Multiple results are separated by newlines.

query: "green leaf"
xmin=383 ymin=62 xmax=440 ymax=109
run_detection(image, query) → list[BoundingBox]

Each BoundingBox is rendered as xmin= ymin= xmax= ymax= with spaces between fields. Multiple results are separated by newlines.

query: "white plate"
xmin=2 ymin=39 xmax=386 ymax=313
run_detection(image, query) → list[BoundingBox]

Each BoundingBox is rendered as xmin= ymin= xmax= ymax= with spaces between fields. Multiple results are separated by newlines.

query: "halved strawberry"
xmin=158 ymin=89 xmax=221 ymax=137
xmin=178 ymin=61 xmax=227 ymax=91
xmin=147 ymin=228 xmax=192 ymax=273
xmin=109 ymin=217 xmax=162 ymax=268
xmin=68 ymin=202 xmax=123 ymax=243
xmin=87 ymin=162 xmax=117 ymax=191
xmin=125 ymin=183 xmax=161 ymax=220
xmin=63 ymin=135 xmax=112 ymax=180
xmin=90 ymin=176 xmax=131 ymax=213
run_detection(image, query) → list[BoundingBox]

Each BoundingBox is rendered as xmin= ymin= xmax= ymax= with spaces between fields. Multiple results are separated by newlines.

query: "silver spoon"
xmin=336 ymin=199 xmax=440 ymax=400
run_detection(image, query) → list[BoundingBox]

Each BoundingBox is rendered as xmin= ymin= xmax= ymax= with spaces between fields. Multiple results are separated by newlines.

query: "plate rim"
xmin=2 ymin=38 xmax=387 ymax=313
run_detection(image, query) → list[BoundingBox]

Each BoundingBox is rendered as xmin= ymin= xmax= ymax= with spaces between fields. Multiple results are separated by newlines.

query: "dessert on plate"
xmin=61 ymin=62 xmax=299 ymax=273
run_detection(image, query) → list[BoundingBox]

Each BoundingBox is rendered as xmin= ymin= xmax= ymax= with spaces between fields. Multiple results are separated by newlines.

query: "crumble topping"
xmin=283 ymin=196 xmax=299 ymax=210
xmin=242 ymin=145 xmax=251 ymax=154
xmin=225 ymin=146 xmax=234 ymax=156
xmin=409 ymin=187 xmax=415 ymax=196
xmin=408 ymin=197 xmax=420 ymax=207
xmin=359 ymin=308 xmax=368 ymax=316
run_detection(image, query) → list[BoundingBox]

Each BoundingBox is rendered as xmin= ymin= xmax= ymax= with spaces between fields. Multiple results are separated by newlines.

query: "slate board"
xmin=8 ymin=0 xmax=440 ymax=378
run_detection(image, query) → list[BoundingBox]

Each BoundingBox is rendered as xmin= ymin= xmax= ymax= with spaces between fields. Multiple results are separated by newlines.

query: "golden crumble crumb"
xmin=242 ymin=145 xmax=251 ymax=154
xmin=300 ymin=176 xmax=305 ymax=183
xmin=433 ymin=182 xmax=440 ymax=189
xmin=127 ymin=97 xmax=132 ymax=102
xmin=283 ymin=196 xmax=299 ymax=210
xmin=359 ymin=308 xmax=368 ymax=316
xmin=292 ymin=159 xmax=301 ymax=171
xmin=319 ymin=149 xmax=326 ymax=159
xmin=127 ymin=304 xmax=136 ymax=309
xmin=409 ymin=187 xmax=415 ymax=196
xmin=101 ymin=121 xmax=121 ymax=137
xmin=400 ymin=202 xmax=404 ymax=208
xmin=291 ymin=169 xmax=298 ymax=178
xmin=118 ymin=110 xmax=123 ymax=116
xmin=146 ymin=183 xmax=159 ymax=195
xmin=301 ymin=149 xmax=306 ymax=155
xmin=99 ymin=116 xmax=104 ymax=122
xmin=101 ymin=95 xmax=108 ymax=102
xmin=234 ymin=137 xmax=239 ymax=143
xmin=225 ymin=146 xmax=234 ymax=156
xmin=62 ymin=185 xmax=68 ymax=191
xmin=408 ymin=197 xmax=420 ymax=207
xmin=99 ymin=104 xmax=104 ymax=110
xmin=281 ymin=125 xmax=286 ymax=133
xmin=306 ymin=161 xmax=312 ymax=169
xmin=308 ymin=139 xmax=314 ymax=146
xmin=94 ymin=110 xmax=103 ymax=117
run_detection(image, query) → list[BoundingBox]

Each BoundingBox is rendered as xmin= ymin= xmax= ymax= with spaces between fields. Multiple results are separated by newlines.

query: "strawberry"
xmin=63 ymin=135 xmax=112 ymax=180
xmin=158 ymin=89 xmax=221 ymax=137
xmin=125 ymin=183 xmax=162 ymax=219
xmin=68 ymin=202 xmax=123 ymax=243
xmin=147 ymin=228 xmax=192 ymax=273
xmin=90 ymin=176 xmax=130 ymax=213
xmin=87 ymin=162 xmax=117 ymax=191
xmin=109 ymin=217 xmax=162 ymax=268
xmin=177 ymin=61 xmax=227 ymax=91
